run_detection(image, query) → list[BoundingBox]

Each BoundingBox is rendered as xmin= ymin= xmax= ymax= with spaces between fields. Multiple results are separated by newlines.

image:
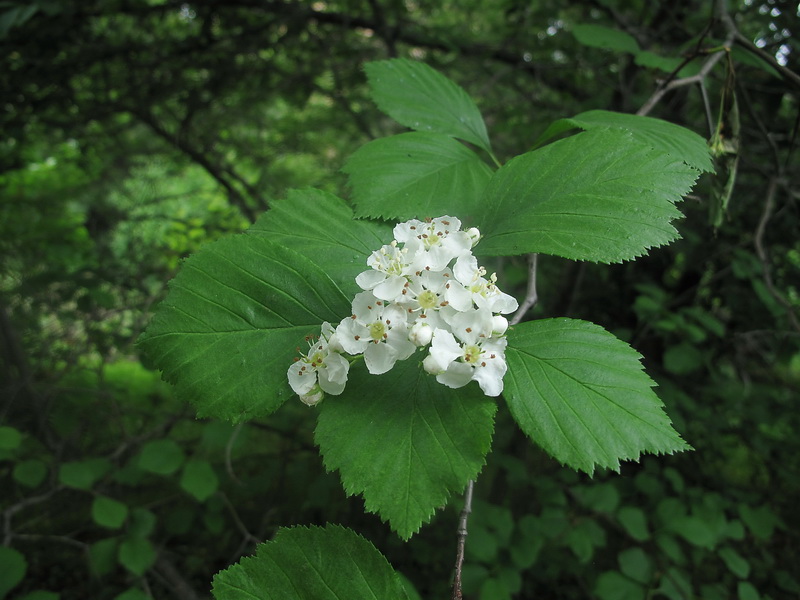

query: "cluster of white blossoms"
xmin=287 ymin=216 xmax=518 ymax=405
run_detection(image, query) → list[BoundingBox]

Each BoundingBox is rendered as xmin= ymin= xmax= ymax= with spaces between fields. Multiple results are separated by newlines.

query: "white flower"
xmin=398 ymin=267 xmax=473 ymax=314
xmin=453 ymin=254 xmax=518 ymax=314
xmin=336 ymin=291 xmax=416 ymax=374
xmin=287 ymin=322 xmax=350 ymax=397
xmin=355 ymin=241 xmax=415 ymax=301
xmin=394 ymin=216 xmax=473 ymax=271
xmin=426 ymin=315 xmax=508 ymax=397
xmin=408 ymin=321 xmax=433 ymax=346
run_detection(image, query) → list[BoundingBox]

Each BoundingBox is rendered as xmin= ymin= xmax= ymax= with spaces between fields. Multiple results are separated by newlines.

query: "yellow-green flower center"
xmin=418 ymin=289 xmax=438 ymax=310
xmin=463 ymin=344 xmax=482 ymax=364
xmin=368 ymin=321 xmax=386 ymax=341
xmin=310 ymin=351 xmax=325 ymax=366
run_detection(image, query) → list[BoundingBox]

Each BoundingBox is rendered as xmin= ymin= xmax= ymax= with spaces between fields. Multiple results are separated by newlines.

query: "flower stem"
xmin=451 ymin=479 xmax=475 ymax=600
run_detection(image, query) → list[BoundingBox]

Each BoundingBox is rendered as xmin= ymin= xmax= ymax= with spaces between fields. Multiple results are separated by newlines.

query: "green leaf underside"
xmin=138 ymin=236 xmax=350 ymax=421
xmin=364 ymin=59 xmax=492 ymax=153
xmin=315 ymin=356 xmax=496 ymax=539
xmin=478 ymin=129 xmax=697 ymax=263
xmin=212 ymin=524 xmax=408 ymax=600
xmin=249 ymin=189 xmax=392 ymax=293
xmin=505 ymin=319 xmax=690 ymax=474
xmin=344 ymin=132 xmax=493 ymax=222
xmin=534 ymin=110 xmax=713 ymax=173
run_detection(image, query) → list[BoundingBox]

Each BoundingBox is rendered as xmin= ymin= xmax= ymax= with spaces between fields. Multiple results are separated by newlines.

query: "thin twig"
xmin=754 ymin=178 xmax=800 ymax=333
xmin=451 ymin=480 xmax=475 ymax=600
xmin=510 ymin=254 xmax=539 ymax=326
xmin=225 ymin=422 xmax=245 ymax=486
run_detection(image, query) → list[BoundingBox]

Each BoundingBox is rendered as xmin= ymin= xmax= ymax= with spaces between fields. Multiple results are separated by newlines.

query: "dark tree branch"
xmin=451 ymin=479 xmax=474 ymax=600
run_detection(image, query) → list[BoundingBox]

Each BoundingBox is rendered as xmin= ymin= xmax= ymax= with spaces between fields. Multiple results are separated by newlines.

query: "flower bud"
xmin=491 ymin=315 xmax=509 ymax=336
xmin=299 ymin=384 xmax=324 ymax=407
xmin=466 ymin=227 xmax=481 ymax=248
xmin=409 ymin=321 xmax=433 ymax=346
xmin=422 ymin=353 xmax=444 ymax=375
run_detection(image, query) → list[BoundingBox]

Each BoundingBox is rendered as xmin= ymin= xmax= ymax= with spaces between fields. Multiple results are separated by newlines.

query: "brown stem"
xmin=510 ymin=254 xmax=539 ymax=326
xmin=451 ymin=480 xmax=475 ymax=600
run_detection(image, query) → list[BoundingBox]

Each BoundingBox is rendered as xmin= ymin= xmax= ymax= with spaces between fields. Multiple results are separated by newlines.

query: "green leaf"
xmin=13 ymin=459 xmax=47 ymax=488
xmin=137 ymin=439 xmax=185 ymax=475
xmin=618 ymin=547 xmax=653 ymax=584
xmin=738 ymin=582 xmax=760 ymax=600
xmin=0 ymin=425 xmax=22 ymax=450
xmin=634 ymin=50 xmax=685 ymax=74
xmin=364 ymin=58 xmax=491 ymax=153
xmin=212 ymin=524 xmax=409 ymax=599
xmin=618 ymin=506 xmax=651 ymax=542
xmin=118 ymin=538 xmax=157 ymax=576
xmin=180 ymin=459 xmax=219 ymax=501
xmin=663 ymin=342 xmax=705 ymax=375
xmin=595 ymin=571 xmax=646 ymax=600
xmin=504 ymin=319 xmax=691 ymax=474
xmin=138 ymin=234 xmax=350 ymax=421
xmin=478 ymin=129 xmax=697 ymax=263
xmin=249 ymin=189 xmax=392 ymax=292
xmin=0 ymin=546 xmax=26 ymax=598
xmin=316 ymin=357 xmax=496 ymax=539
xmin=656 ymin=567 xmax=692 ymax=600
xmin=535 ymin=110 xmax=714 ymax=173
xmin=89 ymin=538 xmax=119 ymax=577
xmin=739 ymin=503 xmax=779 ymax=540
xmin=719 ymin=546 xmax=750 ymax=579
xmin=58 ymin=458 xmax=111 ymax=490
xmin=572 ymin=24 xmax=640 ymax=54
xmin=91 ymin=496 xmax=129 ymax=529
xmin=344 ymin=133 xmax=493 ymax=222
xmin=128 ymin=508 xmax=157 ymax=539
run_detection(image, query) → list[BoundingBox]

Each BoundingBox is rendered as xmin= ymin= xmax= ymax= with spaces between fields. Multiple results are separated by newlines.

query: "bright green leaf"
xmin=365 ymin=58 xmax=491 ymax=153
xmin=58 ymin=458 xmax=111 ymax=490
xmin=618 ymin=506 xmax=651 ymax=542
xmin=595 ymin=571 xmax=646 ymax=600
xmin=13 ymin=459 xmax=47 ymax=488
xmin=478 ymin=129 xmax=697 ymax=263
xmin=138 ymin=235 xmax=350 ymax=421
xmin=249 ymin=189 xmax=392 ymax=292
xmin=137 ymin=439 xmax=185 ymax=475
xmin=533 ymin=110 xmax=713 ymax=175
xmin=118 ymin=538 xmax=157 ymax=576
xmin=180 ymin=459 xmax=219 ymax=501
xmin=212 ymin=524 xmax=409 ymax=599
xmin=504 ymin=319 xmax=691 ymax=474
xmin=91 ymin=496 xmax=129 ymax=529
xmin=0 ymin=425 xmax=22 ymax=450
xmin=720 ymin=546 xmax=750 ymax=578
xmin=618 ymin=547 xmax=653 ymax=584
xmin=316 ymin=357 xmax=496 ymax=539
xmin=0 ymin=546 xmax=26 ymax=598
xmin=572 ymin=24 xmax=640 ymax=54
xmin=344 ymin=133 xmax=493 ymax=222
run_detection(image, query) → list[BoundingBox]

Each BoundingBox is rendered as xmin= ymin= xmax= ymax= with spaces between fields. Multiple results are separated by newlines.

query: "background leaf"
xmin=477 ymin=129 xmax=698 ymax=263
xmin=138 ymin=235 xmax=350 ymax=421
xmin=315 ymin=356 xmax=496 ymax=539
xmin=365 ymin=58 xmax=492 ymax=153
xmin=344 ymin=132 xmax=493 ymax=222
xmin=0 ymin=546 xmax=26 ymax=598
xmin=249 ymin=189 xmax=391 ymax=292
xmin=212 ymin=524 xmax=409 ymax=600
xmin=504 ymin=319 xmax=690 ymax=474
xmin=179 ymin=459 xmax=219 ymax=502
xmin=91 ymin=496 xmax=129 ymax=529
xmin=572 ymin=24 xmax=640 ymax=54
xmin=534 ymin=110 xmax=714 ymax=173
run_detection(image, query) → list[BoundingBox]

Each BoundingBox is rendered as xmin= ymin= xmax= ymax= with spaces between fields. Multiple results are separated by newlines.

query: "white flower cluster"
xmin=287 ymin=216 xmax=518 ymax=405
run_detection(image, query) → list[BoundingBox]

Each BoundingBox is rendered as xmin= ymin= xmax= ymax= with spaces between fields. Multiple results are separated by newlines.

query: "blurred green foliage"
xmin=1 ymin=0 xmax=798 ymax=598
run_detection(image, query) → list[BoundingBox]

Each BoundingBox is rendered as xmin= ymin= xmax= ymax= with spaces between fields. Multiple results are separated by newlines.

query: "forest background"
xmin=1 ymin=0 xmax=798 ymax=599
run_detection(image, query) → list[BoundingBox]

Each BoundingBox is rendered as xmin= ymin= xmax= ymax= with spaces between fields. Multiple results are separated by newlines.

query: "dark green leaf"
xmin=595 ymin=571 xmax=646 ymax=600
xmin=573 ymin=24 xmax=639 ymax=53
xmin=505 ymin=319 xmax=691 ymax=474
xmin=316 ymin=357 xmax=496 ymax=539
xmin=0 ymin=425 xmax=22 ymax=450
xmin=618 ymin=506 xmax=650 ymax=542
xmin=58 ymin=458 xmax=111 ymax=490
xmin=478 ymin=130 xmax=697 ymax=263
xmin=618 ymin=547 xmax=653 ymax=584
xmin=365 ymin=58 xmax=491 ymax=153
xmin=91 ymin=496 xmax=129 ymax=529
xmin=13 ymin=459 xmax=47 ymax=488
xmin=344 ymin=133 xmax=493 ymax=222
xmin=719 ymin=546 xmax=750 ymax=578
xmin=138 ymin=235 xmax=350 ymax=421
xmin=137 ymin=439 xmax=185 ymax=475
xmin=212 ymin=524 xmax=409 ymax=600
xmin=89 ymin=538 xmax=119 ymax=577
xmin=118 ymin=538 xmax=156 ymax=576
xmin=180 ymin=459 xmax=219 ymax=501
xmin=0 ymin=546 xmax=26 ymax=598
